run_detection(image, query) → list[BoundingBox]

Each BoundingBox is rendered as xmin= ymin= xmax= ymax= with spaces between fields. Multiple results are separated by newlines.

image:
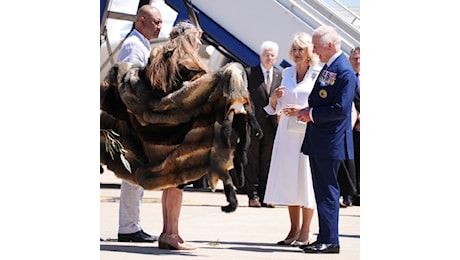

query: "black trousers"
xmin=243 ymin=130 xmax=275 ymax=203
xmin=337 ymin=159 xmax=357 ymax=197
xmin=353 ymin=129 xmax=360 ymax=195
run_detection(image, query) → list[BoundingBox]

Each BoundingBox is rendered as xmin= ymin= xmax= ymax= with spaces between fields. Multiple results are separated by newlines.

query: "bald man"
xmin=116 ymin=4 xmax=162 ymax=243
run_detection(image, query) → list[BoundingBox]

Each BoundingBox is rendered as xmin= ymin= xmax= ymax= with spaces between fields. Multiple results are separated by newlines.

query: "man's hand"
xmin=297 ymin=107 xmax=311 ymax=123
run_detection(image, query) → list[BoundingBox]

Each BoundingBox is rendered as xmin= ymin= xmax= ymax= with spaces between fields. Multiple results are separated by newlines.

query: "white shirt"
xmin=118 ymin=29 xmax=151 ymax=66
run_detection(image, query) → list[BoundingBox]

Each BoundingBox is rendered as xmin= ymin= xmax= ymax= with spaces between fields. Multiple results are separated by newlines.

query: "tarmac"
xmin=100 ymin=168 xmax=360 ymax=260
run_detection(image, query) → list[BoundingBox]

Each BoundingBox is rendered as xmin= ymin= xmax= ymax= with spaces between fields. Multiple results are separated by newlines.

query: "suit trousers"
xmin=244 ymin=131 xmax=274 ymax=203
xmin=118 ymin=180 xmax=144 ymax=234
xmin=309 ymin=156 xmax=341 ymax=244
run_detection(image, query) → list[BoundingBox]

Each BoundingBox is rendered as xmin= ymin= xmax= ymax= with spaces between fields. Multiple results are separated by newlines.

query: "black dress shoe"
xmin=140 ymin=229 xmax=153 ymax=238
xmin=261 ymin=202 xmax=275 ymax=208
xmin=343 ymin=195 xmax=353 ymax=206
xmin=299 ymin=240 xmax=318 ymax=249
xmin=302 ymin=242 xmax=340 ymax=253
xmin=118 ymin=230 xmax=156 ymax=242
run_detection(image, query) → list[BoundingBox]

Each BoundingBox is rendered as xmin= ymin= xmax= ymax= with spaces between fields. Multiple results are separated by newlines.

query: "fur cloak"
xmin=100 ymin=61 xmax=262 ymax=212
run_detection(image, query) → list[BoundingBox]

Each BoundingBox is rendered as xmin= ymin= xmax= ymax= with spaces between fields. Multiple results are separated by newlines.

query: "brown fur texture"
xmin=100 ymin=61 xmax=262 ymax=212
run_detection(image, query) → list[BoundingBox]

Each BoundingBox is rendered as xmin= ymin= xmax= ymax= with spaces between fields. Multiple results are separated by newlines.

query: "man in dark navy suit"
xmin=297 ymin=25 xmax=356 ymax=254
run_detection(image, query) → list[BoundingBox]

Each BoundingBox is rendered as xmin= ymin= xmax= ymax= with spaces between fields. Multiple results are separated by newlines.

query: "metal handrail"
xmin=289 ymin=0 xmax=324 ymax=28
xmin=301 ymin=0 xmax=360 ymax=31
xmin=329 ymin=0 xmax=360 ymax=25
xmin=333 ymin=0 xmax=361 ymax=24
xmin=277 ymin=0 xmax=359 ymax=54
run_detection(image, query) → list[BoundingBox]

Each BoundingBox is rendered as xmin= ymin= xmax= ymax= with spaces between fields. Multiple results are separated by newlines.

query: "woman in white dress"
xmin=263 ymin=32 xmax=321 ymax=247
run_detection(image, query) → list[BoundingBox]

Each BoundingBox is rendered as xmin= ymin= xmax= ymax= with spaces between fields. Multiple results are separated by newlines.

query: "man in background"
xmin=349 ymin=46 xmax=360 ymax=206
xmin=116 ymin=4 xmax=162 ymax=243
xmin=243 ymin=41 xmax=282 ymax=208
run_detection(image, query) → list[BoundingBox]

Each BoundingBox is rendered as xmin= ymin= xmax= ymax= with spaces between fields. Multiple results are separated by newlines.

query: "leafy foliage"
xmin=101 ymin=129 xmax=132 ymax=173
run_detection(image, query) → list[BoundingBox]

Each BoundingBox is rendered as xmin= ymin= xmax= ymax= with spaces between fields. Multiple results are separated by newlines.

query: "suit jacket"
xmin=353 ymin=75 xmax=360 ymax=130
xmin=354 ymin=83 xmax=360 ymax=113
xmin=301 ymin=53 xmax=356 ymax=160
xmin=246 ymin=65 xmax=282 ymax=130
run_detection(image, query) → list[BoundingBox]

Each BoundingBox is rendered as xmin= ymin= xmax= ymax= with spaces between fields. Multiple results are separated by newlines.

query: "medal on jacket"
xmin=319 ymin=89 xmax=327 ymax=98
xmin=318 ymin=70 xmax=337 ymax=86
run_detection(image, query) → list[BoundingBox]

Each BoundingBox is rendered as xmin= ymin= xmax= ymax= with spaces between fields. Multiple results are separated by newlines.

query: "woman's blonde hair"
xmin=288 ymin=32 xmax=319 ymax=66
xmin=146 ymin=21 xmax=208 ymax=94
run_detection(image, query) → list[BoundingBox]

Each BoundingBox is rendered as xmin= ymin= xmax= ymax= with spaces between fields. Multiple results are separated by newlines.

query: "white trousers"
xmin=118 ymin=180 xmax=144 ymax=234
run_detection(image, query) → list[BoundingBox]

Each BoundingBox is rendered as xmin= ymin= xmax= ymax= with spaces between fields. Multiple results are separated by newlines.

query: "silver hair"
xmin=259 ymin=40 xmax=279 ymax=55
xmin=313 ymin=25 xmax=341 ymax=49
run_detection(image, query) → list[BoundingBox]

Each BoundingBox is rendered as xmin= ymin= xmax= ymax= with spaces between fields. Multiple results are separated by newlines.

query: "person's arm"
xmin=264 ymin=86 xmax=286 ymax=115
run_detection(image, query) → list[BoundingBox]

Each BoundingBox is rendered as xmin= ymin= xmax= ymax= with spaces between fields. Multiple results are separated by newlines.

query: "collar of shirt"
xmin=131 ymin=29 xmax=152 ymax=52
xmin=325 ymin=50 xmax=343 ymax=67
xmin=260 ymin=64 xmax=272 ymax=79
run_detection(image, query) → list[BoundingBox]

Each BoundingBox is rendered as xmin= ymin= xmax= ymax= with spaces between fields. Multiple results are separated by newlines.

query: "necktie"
xmin=266 ymin=70 xmax=272 ymax=93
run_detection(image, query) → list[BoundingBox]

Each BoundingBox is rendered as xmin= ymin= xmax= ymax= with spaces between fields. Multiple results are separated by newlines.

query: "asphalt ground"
xmin=100 ymin=169 xmax=360 ymax=260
